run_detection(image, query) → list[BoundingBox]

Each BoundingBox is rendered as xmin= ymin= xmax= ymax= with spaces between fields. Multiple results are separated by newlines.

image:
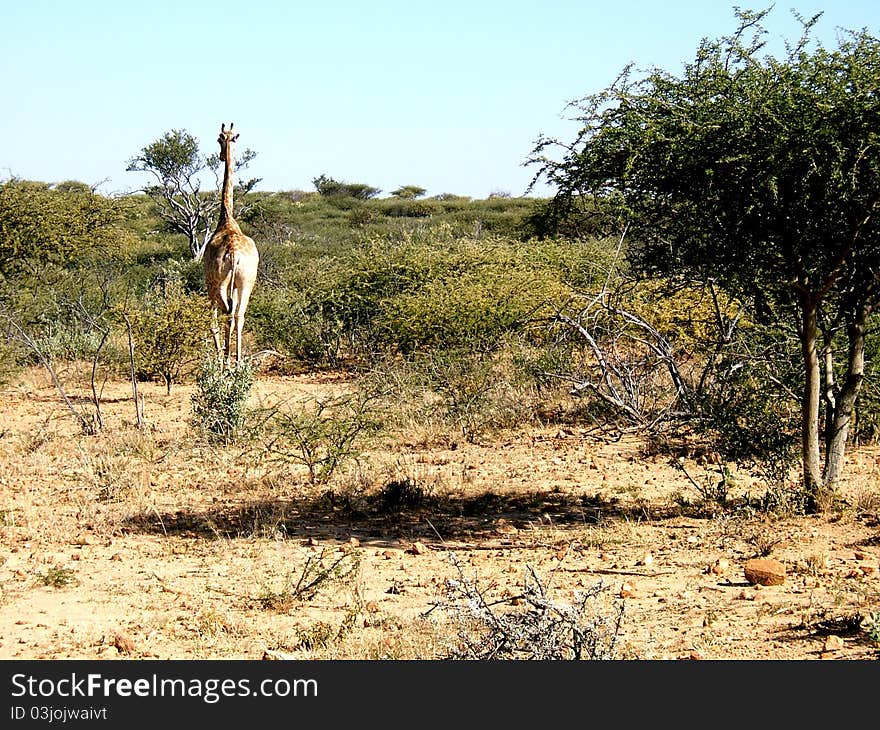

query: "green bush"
xmin=260 ymin=390 xmax=382 ymax=484
xmin=31 ymin=315 xmax=106 ymax=364
xmin=0 ymin=330 xmax=24 ymax=385
xmin=696 ymin=358 xmax=801 ymax=493
xmin=853 ymin=316 xmax=880 ymax=444
xmin=190 ymin=358 xmax=255 ymax=443
xmin=248 ymin=285 xmax=346 ymax=370
xmin=249 ymin=226 xmax=616 ymax=370
xmin=378 ymin=266 xmax=565 ymax=354
xmin=0 ymin=178 xmax=123 ymax=278
xmin=331 ymin=230 xmax=602 ymax=357
xmin=380 ymin=200 xmax=434 ymax=218
xmin=129 ymin=282 xmax=210 ymax=394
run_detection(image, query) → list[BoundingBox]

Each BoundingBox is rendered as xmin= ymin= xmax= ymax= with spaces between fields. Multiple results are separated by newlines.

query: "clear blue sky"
xmin=2 ymin=1 xmax=879 ymax=199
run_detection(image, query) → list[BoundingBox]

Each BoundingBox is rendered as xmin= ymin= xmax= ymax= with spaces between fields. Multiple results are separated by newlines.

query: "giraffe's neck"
xmin=219 ymin=143 xmax=235 ymax=227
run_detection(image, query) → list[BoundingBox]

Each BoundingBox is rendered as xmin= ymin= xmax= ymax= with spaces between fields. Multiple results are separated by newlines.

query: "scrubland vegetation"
xmin=2 ymin=172 xmax=877 ymax=510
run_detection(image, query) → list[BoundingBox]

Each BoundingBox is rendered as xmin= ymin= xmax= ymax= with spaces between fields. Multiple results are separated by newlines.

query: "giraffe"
xmin=203 ymin=122 xmax=259 ymax=369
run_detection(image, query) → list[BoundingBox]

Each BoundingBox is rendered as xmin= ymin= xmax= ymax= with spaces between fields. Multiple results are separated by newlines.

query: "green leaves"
xmin=127 ymin=129 xmax=202 ymax=183
xmin=0 ymin=178 xmax=122 ymax=278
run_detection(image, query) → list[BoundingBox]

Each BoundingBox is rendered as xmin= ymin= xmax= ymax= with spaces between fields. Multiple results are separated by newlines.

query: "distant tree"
xmin=312 ymin=174 xmax=380 ymax=200
xmin=0 ymin=178 xmax=120 ymax=280
xmin=431 ymin=193 xmax=471 ymax=202
xmin=528 ymin=8 xmax=880 ymax=507
xmin=53 ymin=180 xmax=92 ymax=195
xmin=391 ymin=185 xmax=427 ymax=199
xmin=127 ymin=129 xmax=260 ymax=260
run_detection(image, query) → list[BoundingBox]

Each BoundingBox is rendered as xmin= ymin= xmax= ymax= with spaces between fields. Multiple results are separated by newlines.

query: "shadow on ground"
xmin=119 ymin=489 xmax=690 ymax=547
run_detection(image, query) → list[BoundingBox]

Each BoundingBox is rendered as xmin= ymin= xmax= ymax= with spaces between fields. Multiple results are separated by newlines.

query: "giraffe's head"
xmin=218 ymin=123 xmax=240 ymax=162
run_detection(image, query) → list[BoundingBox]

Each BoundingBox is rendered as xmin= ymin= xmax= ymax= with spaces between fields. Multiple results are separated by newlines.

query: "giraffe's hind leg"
xmin=225 ymin=286 xmax=240 ymax=369
xmin=210 ymin=304 xmax=224 ymax=364
xmin=233 ymin=286 xmax=253 ymax=368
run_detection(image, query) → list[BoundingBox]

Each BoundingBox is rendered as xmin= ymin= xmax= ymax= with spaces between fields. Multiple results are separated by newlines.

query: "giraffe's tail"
xmin=222 ymin=251 xmax=239 ymax=316
xmin=227 ymin=252 xmax=239 ymax=315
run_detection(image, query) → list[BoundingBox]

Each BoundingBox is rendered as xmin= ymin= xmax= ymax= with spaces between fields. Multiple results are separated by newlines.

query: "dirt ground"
xmin=1 ymin=366 xmax=878 ymax=661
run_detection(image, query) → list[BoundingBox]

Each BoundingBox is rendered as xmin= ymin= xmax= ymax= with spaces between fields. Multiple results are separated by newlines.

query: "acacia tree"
xmin=312 ymin=174 xmax=381 ymax=200
xmin=391 ymin=185 xmax=427 ymax=199
xmin=528 ymin=8 xmax=880 ymax=507
xmin=127 ymin=129 xmax=259 ymax=260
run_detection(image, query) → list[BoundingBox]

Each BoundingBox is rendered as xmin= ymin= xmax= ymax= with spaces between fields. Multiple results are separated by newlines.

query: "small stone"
xmin=710 ymin=558 xmax=730 ymax=575
xmin=262 ymin=648 xmax=294 ymax=660
xmin=365 ymin=601 xmax=379 ymax=613
xmin=743 ymin=558 xmax=786 ymax=586
xmin=113 ymin=632 xmax=136 ymax=655
xmin=687 ymin=535 xmax=700 ymax=545
xmin=823 ymin=635 xmax=844 ymax=652
xmin=620 ymin=581 xmax=637 ymax=598
xmin=348 ymin=537 xmax=360 ymax=548
xmin=382 ymin=550 xmax=397 ymax=560
xmin=637 ymin=553 xmax=654 ymax=566
xmin=854 ymin=551 xmax=868 ymax=561
xmin=406 ymin=542 xmax=427 ymax=555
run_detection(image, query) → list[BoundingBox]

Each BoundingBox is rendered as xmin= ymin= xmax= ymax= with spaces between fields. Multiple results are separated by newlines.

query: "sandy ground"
xmin=1 ymin=366 xmax=878 ymax=661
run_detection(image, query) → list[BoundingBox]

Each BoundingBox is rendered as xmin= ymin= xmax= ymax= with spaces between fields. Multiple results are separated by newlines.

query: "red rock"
xmin=743 ymin=558 xmax=786 ymax=586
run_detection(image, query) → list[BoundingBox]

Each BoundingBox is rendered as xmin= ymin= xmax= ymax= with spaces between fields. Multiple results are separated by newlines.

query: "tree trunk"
xmin=798 ymin=294 xmax=823 ymax=501
xmin=823 ymin=302 xmax=871 ymax=488
xmin=821 ymin=334 xmax=835 ymax=459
